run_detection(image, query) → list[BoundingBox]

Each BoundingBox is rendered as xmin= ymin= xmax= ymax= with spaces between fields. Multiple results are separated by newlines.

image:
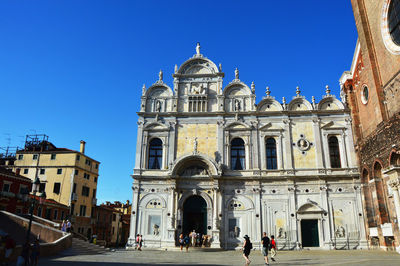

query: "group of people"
xmin=1 ymin=234 xmax=40 ymax=266
xmin=60 ymin=220 xmax=72 ymax=233
xmin=178 ymin=230 xmax=210 ymax=252
xmin=242 ymin=232 xmax=276 ymax=266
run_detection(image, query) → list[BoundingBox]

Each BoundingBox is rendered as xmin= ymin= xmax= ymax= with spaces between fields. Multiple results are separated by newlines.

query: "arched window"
xmin=148 ymin=138 xmax=162 ymax=169
xmin=266 ymin=137 xmax=277 ymax=170
xmin=328 ymin=136 xmax=341 ymax=168
xmin=374 ymin=162 xmax=389 ymax=224
xmin=231 ymin=138 xmax=245 ymax=170
xmin=362 ymin=169 xmax=376 ymax=227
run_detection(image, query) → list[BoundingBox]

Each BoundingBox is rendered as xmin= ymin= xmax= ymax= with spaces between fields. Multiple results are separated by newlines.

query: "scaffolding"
xmin=23 ymin=134 xmax=49 ymax=151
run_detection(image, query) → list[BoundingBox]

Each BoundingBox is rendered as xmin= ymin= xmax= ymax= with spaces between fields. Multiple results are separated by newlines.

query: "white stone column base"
xmin=210 ymin=230 xmax=221 ymax=248
xmin=163 ymin=229 xmax=176 ymax=247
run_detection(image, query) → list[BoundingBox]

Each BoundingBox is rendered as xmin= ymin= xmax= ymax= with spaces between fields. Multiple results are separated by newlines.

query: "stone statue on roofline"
xmin=196 ymin=42 xmax=201 ymax=55
xmin=159 ymin=69 xmax=163 ymax=81
xmin=235 ymin=68 xmax=239 ymax=80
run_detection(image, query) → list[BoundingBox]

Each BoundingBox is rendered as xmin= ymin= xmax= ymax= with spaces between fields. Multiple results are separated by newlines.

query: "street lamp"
xmin=24 ymin=176 xmax=46 ymax=242
xmin=116 ymin=204 xmax=128 ymax=248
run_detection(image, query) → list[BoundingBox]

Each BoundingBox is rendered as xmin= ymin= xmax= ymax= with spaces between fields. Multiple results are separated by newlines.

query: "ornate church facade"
xmin=128 ymin=44 xmax=367 ymax=250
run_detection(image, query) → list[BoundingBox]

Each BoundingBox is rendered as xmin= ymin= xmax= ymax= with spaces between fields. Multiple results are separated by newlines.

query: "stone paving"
xmin=40 ymin=247 xmax=400 ymax=266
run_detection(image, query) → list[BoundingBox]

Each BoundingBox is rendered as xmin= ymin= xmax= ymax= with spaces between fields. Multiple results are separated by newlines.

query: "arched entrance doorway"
xmin=183 ymin=195 xmax=207 ymax=235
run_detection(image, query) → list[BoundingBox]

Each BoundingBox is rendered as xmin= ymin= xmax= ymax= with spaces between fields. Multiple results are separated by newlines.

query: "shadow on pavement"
xmin=41 ymin=262 xmax=227 ymax=266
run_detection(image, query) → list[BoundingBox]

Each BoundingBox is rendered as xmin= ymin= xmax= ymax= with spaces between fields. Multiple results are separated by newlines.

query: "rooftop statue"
xmin=159 ymin=69 xmax=163 ymax=81
xmin=196 ymin=42 xmax=201 ymax=55
xmin=235 ymin=68 xmax=239 ymax=80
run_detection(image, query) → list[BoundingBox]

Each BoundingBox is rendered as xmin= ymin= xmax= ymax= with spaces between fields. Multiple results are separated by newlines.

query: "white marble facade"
xmin=129 ymin=45 xmax=367 ymax=250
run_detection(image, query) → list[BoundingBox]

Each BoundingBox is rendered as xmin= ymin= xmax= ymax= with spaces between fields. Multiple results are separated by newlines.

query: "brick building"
xmin=0 ymin=167 xmax=31 ymax=214
xmin=340 ymin=0 xmax=400 ymax=252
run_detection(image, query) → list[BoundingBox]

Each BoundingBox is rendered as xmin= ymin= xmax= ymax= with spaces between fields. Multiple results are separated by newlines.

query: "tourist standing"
xmin=270 ymin=235 xmax=277 ymax=262
xmin=261 ymin=232 xmax=270 ymax=265
xmin=184 ymin=234 xmax=190 ymax=252
xmin=179 ymin=234 xmax=184 ymax=251
xmin=242 ymin=235 xmax=252 ymax=266
xmin=190 ymin=230 xmax=196 ymax=247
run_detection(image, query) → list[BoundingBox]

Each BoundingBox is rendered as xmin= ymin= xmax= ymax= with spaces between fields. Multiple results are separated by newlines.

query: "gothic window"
xmin=231 ymin=138 xmax=245 ymax=170
xmin=265 ymin=137 xmax=277 ymax=170
xmin=374 ymin=162 xmax=389 ymax=224
xmin=328 ymin=136 xmax=341 ymax=168
xmin=148 ymin=138 xmax=163 ymax=169
xmin=389 ymin=0 xmax=400 ymax=45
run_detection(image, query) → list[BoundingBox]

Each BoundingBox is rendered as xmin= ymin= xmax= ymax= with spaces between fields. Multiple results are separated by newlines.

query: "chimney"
xmin=80 ymin=140 xmax=86 ymax=154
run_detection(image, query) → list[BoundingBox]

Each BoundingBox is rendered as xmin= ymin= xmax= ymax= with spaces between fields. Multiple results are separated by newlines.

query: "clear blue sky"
xmin=0 ymin=1 xmax=357 ymax=204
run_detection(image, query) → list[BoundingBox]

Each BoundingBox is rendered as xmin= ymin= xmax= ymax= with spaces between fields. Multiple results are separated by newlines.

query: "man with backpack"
xmin=261 ymin=232 xmax=270 ymax=265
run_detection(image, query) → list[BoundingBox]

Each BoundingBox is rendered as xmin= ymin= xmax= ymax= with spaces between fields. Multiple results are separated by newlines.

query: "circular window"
xmin=361 ymin=85 xmax=369 ymax=104
xmin=389 ymin=0 xmax=400 ymax=45
xmin=382 ymin=0 xmax=400 ymax=54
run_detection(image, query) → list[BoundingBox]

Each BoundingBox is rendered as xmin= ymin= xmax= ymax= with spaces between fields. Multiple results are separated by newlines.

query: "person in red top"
xmin=4 ymin=235 xmax=16 ymax=264
xmin=270 ymin=235 xmax=277 ymax=261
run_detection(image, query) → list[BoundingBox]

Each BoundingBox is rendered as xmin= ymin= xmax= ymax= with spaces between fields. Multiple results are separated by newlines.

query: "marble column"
xmin=389 ymin=180 xmax=400 ymax=232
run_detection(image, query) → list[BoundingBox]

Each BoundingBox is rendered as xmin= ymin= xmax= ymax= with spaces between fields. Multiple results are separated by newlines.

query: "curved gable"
xmin=177 ymin=57 xmax=219 ymax=75
xmin=257 ymin=98 xmax=283 ymax=112
xmin=317 ymin=96 xmax=345 ymax=111
xmin=288 ymin=98 xmax=313 ymax=111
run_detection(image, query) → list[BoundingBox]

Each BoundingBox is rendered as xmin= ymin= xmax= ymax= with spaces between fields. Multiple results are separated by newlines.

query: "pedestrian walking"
xmin=179 ymin=233 xmax=184 ymax=251
xmin=138 ymin=235 xmax=143 ymax=251
xmin=30 ymin=239 xmax=40 ymax=266
xmin=261 ymin=232 xmax=270 ymax=265
xmin=242 ymin=235 xmax=252 ymax=266
xmin=4 ymin=234 xmax=15 ymax=265
xmin=61 ymin=220 xmax=66 ymax=232
xmin=184 ymin=234 xmax=190 ymax=252
xmin=66 ymin=220 xmax=71 ymax=233
xmin=270 ymin=235 xmax=277 ymax=262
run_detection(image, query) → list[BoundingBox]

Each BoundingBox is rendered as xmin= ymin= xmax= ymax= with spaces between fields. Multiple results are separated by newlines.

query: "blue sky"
xmin=0 ymin=1 xmax=357 ymax=203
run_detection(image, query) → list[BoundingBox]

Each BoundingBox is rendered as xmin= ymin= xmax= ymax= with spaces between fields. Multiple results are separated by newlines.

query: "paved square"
xmin=40 ymin=248 xmax=400 ymax=266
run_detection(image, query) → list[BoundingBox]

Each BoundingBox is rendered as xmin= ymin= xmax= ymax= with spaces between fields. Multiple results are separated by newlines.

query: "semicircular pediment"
xmin=288 ymin=97 xmax=313 ymax=111
xmin=146 ymin=83 xmax=173 ymax=98
xmin=177 ymin=57 xmax=219 ymax=75
xmin=257 ymin=98 xmax=283 ymax=112
xmin=317 ymin=96 xmax=345 ymax=111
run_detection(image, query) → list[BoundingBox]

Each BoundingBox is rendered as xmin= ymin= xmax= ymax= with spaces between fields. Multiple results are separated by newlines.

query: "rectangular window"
xmin=81 ymin=186 xmax=90 ymax=197
xmin=93 ymin=189 xmax=96 ymax=198
xmin=94 ymin=177 xmax=98 ymax=183
xmin=57 ymin=169 xmax=62 ymax=175
xmin=113 ymin=214 xmax=116 ymax=221
xmin=18 ymin=154 xmax=24 ymax=160
xmin=46 ymin=208 xmax=52 ymax=219
xmin=23 ymin=168 xmax=29 ymax=174
xmin=74 ymin=170 xmax=79 ymax=175
xmin=79 ymin=205 xmax=87 ymax=216
xmin=53 ymin=183 xmax=61 ymax=194
xmin=112 ymin=227 xmax=115 ymax=235
xmin=61 ymin=211 xmax=65 ymax=220
xmin=53 ymin=209 xmax=58 ymax=220
xmin=95 ymin=164 xmax=98 ymax=169
xmin=39 ymin=183 xmax=46 ymax=193
xmin=76 ymin=154 xmax=80 ymax=161
xmin=2 ymin=183 xmax=10 ymax=192
xmin=33 ymin=154 xmax=38 ymax=160
xmin=19 ymin=185 xmax=28 ymax=194
xmin=73 ymin=183 xmax=77 ymax=193
xmin=71 ymin=203 xmax=75 ymax=215
xmin=39 ymin=168 xmax=45 ymax=175
xmin=85 ymin=159 xmax=91 ymax=166
xmin=50 ymin=154 xmax=56 ymax=160
xmin=37 ymin=207 xmax=42 ymax=217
